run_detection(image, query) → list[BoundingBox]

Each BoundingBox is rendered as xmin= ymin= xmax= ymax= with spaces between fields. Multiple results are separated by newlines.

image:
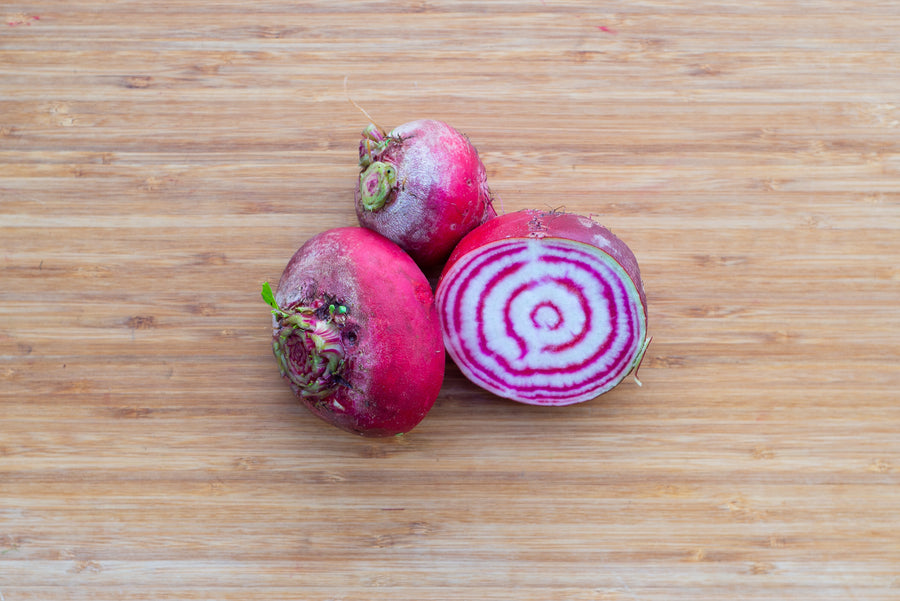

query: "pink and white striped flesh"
xmin=436 ymin=209 xmax=650 ymax=406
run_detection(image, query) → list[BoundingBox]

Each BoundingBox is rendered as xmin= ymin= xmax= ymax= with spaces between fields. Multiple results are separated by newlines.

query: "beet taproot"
xmin=263 ymin=227 xmax=445 ymax=436
xmin=355 ymin=119 xmax=497 ymax=268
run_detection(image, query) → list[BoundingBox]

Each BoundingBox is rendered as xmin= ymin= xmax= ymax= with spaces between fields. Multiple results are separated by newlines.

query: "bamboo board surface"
xmin=2 ymin=1 xmax=899 ymax=599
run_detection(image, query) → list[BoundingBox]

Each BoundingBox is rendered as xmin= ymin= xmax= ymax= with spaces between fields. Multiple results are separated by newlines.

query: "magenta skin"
xmin=443 ymin=210 xmax=648 ymax=312
xmin=436 ymin=210 xmax=650 ymax=406
xmin=355 ymin=119 xmax=497 ymax=268
xmin=272 ymin=227 xmax=445 ymax=436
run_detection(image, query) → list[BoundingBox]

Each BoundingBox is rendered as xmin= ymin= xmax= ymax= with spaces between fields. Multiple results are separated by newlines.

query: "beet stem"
xmin=263 ymin=283 xmax=349 ymax=399
xmin=358 ymin=161 xmax=397 ymax=211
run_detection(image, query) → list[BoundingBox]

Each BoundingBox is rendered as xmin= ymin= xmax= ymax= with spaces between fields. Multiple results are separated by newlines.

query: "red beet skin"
xmin=355 ymin=119 xmax=497 ymax=268
xmin=269 ymin=227 xmax=445 ymax=436
xmin=436 ymin=209 xmax=650 ymax=406
xmin=444 ymin=209 xmax=648 ymax=312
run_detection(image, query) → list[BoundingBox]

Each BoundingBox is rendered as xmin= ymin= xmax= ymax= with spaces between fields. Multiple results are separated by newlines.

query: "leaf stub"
xmin=263 ymin=282 xmax=350 ymax=399
xmin=261 ymin=281 xmax=278 ymax=311
xmin=359 ymin=161 xmax=398 ymax=211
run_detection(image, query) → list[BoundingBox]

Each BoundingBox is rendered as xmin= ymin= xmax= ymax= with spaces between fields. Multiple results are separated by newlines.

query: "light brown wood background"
xmin=2 ymin=1 xmax=899 ymax=599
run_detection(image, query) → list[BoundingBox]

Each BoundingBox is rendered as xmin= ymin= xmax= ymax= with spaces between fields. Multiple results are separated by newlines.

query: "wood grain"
xmin=2 ymin=1 xmax=899 ymax=599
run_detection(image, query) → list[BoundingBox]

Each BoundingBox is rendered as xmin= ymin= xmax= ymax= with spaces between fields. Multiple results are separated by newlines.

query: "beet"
xmin=355 ymin=119 xmax=497 ymax=267
xmin=263 ymin=227 xmax=445 ymax=436
xmin=435 ymin=209 xmax=650 ymax=406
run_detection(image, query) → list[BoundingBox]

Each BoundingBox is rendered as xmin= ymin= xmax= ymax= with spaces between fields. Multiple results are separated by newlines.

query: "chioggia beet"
xmin=263 ymin=227 xmax=445 ymax=436
xmin=355 ymin=119 xmax=497 ymax=268
xmin=435 ymin=209 xmax=651 ymax=406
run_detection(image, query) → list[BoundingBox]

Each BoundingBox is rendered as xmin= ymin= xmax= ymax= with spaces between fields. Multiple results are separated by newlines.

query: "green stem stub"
xmin=359 ymin=161 xmax=397 ymax=212
xmin=359 ymin=123 xmax=388 ymax=169
xmin=262 ymin=282 xmax=349 ymax=399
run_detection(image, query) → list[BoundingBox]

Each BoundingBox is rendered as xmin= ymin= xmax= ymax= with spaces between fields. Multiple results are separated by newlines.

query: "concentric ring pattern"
xmin=438 ymin=238 xmax=646 ymax=405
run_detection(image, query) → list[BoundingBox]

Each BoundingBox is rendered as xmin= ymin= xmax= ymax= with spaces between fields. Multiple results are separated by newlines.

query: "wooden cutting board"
xmin=2 ymin=2 xmax=899 ymax=599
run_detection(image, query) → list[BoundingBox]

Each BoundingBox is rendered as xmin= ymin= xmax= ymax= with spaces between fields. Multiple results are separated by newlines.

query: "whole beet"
xmin=263 ymin=227 xmax=445 ymax=436
xmin=355 ymin=119 xmax=497 ymax=268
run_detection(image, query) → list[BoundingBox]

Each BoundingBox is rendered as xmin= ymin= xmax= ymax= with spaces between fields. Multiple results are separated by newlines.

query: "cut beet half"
xmin=436 ymin=209 xmax=650 ymax=406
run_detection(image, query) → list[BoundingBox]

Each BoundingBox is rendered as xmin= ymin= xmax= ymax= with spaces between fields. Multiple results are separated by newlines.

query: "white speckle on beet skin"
xmin=384 ymin=121 xmax=443 ymax=245
xmin=592 ymin=233 xmax=612 ymax=249
xmin=577 ymin=216 xmax=596 ymax=230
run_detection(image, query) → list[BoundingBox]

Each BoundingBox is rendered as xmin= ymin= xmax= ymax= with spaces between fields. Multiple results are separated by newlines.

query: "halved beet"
xmin=264 ymin=227 xmax=445 ymax=436
xmin=435 ymin=210 xmax=650 ymax=406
